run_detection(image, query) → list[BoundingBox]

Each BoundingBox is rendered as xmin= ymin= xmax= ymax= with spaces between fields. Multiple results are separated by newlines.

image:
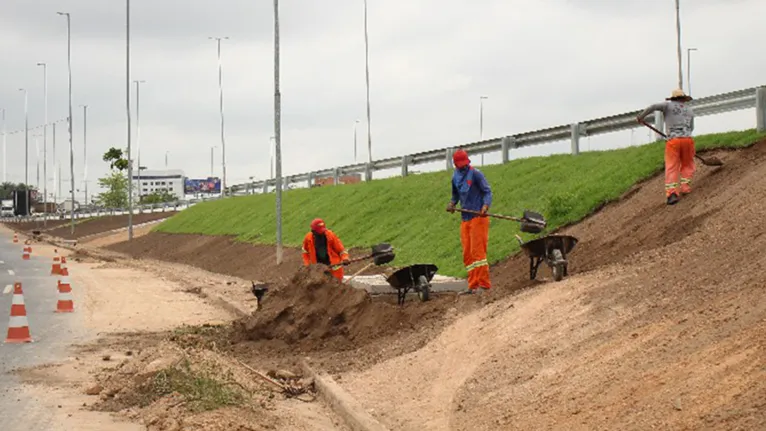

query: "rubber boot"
xmin=667 ymin=193 xmax=680 ymax=205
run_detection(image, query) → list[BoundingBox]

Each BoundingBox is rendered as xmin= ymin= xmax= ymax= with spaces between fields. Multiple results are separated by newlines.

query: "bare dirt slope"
xmin=338 ymin=142 xmax=766 ymax=431
xmin=6 ymin=212 xmax=177 ymax=240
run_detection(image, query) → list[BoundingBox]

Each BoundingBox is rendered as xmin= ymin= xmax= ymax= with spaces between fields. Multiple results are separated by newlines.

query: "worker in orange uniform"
xmin=637 ymin=88 xmax=695 ymax=205
xmin=446 ymin=149 xmax=493 ymax=295
xmin=302 ymin=218 xmax=350 ymax=282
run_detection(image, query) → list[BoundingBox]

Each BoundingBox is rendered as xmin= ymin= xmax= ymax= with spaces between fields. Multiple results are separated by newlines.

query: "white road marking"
xmin=0 ymin=260 xmax=5 ymax=264
xmin=3 ymin=285 xmax=11 ymax=294
xmin=8 ymin=269 xmax=15 ymax=276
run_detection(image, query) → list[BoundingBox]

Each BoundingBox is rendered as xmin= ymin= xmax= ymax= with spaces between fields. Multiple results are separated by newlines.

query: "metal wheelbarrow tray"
xmin=385 ymin=264 xmax=438 ymax=306
xmin=517 ymin=235 xmax=578 ymax=282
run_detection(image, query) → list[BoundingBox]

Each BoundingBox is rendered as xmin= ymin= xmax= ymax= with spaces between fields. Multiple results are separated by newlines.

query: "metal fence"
xmin=230 ymin=85 xmax=766 ymax=196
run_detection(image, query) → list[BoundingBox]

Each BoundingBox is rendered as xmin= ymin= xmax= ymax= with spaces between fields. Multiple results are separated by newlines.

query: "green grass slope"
xmin=156 ymin=129 xmax=764 ymax=277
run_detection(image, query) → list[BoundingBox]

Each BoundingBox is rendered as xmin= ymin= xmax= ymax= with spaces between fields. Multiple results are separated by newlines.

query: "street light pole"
xmin=362 ymin=0 xmax=373 ymax=165
xmin=353 ymin=120 xmax=359 ymax=163
xmin=674 ymin=0 xmax=683 ymax=91
xmin=269 ymin=136 xmax=275 ymax=179
xmin=37 ymin=62 xmax=48 ymax=226
xmin=687 ymin=47 xmax=697 ymax=97
xmin=133 ymin=80 xmax=145 ymax=202
xmin=208 ymin=36 xmax=229 ymax=198
xmin=80 ymin=104 xmax=88 ymax=205
xmin=210 ymin=146 xmax=215 ymax=177
xmin=125 ymin=0 xmax=134 ymax=240
xmin=57 ymin=11 xmax=75 ymax=235
xmin=1 ymin=108 xmax=5 ymax=183
xmin=273 ymin=0 xmax=283 ymax=264
xmin=19 ymin=88 xmax=29 ymax=192
xmin=479 ymin=95 xmax=488 ymax=165
xmin=165 ymin=150 xmax=169 ymax=168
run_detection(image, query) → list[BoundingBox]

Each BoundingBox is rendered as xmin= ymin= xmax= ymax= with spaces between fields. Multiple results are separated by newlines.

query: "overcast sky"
xmin=0 ymin=0 xmax=764 ymax=200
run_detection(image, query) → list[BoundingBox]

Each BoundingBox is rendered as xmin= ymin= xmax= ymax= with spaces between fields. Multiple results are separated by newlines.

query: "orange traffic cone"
xmin=22 ymin=245 xmax=30 ymax=260
xmin=56 ymin=265 xmax=75 ymax=313
xmin=13 ymin=233 xmax=18 ymax=243
xmin=5 ymin=282 xmax=33 ymax=343
xmin=50 ymin=251 xmax=62 ymax=276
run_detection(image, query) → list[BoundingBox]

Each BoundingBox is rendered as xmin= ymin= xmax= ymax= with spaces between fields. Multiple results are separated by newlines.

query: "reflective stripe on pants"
xmin=460 ymin=216 xmax=491 ymax=289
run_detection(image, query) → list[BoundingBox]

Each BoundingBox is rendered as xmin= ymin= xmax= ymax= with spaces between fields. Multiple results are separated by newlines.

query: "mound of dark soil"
xmin=232 ymin=266 xmax=450 ymax=353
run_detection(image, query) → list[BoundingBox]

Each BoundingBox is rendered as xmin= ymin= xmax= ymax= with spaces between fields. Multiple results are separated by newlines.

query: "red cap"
xmin=310 ymin=218 xmax=327 ymax=234
xmin=452 ymin=149 xmax=470 ymax=168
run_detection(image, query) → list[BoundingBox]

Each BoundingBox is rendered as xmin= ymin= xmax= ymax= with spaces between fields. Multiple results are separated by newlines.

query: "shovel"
xmin=455 ymin=208 xmax=547 ymax=234
xmin=638 ymin=119 xmax=723 ymax=166
xmin=322 ymin=243 xmax=396 ymax=279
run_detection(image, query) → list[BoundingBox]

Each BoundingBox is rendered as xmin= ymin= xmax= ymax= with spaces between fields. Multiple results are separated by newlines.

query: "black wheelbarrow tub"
xmin=385 ymin=264 xmax=438 ymax=289
xmin=519 ymin=235 xmax=578 ymax=258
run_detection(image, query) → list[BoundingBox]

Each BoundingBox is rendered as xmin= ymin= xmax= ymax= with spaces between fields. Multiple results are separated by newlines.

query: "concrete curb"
xmin=301 ymin=360 xmax=389 ymax=431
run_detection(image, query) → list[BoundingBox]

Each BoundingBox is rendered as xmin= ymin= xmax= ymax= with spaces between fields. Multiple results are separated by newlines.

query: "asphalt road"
xmin=0 ymin=233 xmax=90 ymax=431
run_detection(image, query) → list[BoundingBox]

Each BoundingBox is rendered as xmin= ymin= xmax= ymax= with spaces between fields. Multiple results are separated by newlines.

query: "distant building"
xmin=132 ymin=169 xmax=185 ymax=200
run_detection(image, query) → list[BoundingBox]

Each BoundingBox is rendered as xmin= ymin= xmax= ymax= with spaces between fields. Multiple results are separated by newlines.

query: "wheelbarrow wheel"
xmin=417 ymin=275 xmax=430 ymax=302
xmin=552 ymin=264 xmax=565 ymax=282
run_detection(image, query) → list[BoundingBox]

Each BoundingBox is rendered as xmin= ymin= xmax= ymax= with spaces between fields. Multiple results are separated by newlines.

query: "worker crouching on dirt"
xmin=446 ymin=149 xmax=493 ymax=295
xmin=301 ymin=218 xmax=350 ymax=282
xmin=637 ymin=89 xmax=695 ymax=206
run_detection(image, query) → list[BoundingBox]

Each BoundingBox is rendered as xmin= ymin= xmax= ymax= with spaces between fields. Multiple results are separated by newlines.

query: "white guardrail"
xmin=3 ymin=85 xmax=764 ymax=223
xmin=230 ymin=85 xmax=766 ymax=195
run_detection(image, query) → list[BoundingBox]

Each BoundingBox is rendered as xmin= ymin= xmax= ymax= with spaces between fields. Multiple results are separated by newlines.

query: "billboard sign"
xmin=184 ymin=177 xmax=221 ymax=194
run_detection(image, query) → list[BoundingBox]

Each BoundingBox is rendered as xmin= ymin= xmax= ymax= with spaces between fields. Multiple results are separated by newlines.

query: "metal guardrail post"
xmin=570 ymin=123 xmax=581 ymax=155
xmin=401 ymin=155 xmax=409 ymax=177
xmin=262 ymin=181 xmax=268 ymax=194
xmin=445 ymin=148 xmax=453 ymax=171
xmin=308 ymin=172 xmax=315 ymax=188
xmin=333 ymin=167 xmax=341 ymax=185
xmin=365 ymin=163 xmax=372 ymax=182
xmin=757 ymin=87 xmax=766 ymax=133
xmin=500 ymin=137 xmax=511 ymax=163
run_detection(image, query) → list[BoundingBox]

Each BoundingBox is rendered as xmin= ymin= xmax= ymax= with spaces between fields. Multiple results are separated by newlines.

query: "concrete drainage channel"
xmin=344 ymin=273 xmax=468 ymax=295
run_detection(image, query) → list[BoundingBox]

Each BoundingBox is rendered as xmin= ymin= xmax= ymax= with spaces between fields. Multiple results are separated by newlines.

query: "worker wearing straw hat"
xmin=637 ymin=88 xmax=695 ymax=205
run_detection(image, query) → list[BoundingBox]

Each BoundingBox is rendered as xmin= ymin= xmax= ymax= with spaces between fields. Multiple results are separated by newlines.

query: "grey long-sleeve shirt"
xmin=637 ymin=100 xmax=695 ymax=139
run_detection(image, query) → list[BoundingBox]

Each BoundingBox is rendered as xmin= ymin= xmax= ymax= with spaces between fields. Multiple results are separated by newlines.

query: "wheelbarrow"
xmin=515 ymin=234 xmax=578 ymax=282
xmin=385 ymin=264 xmax=438 ymax=306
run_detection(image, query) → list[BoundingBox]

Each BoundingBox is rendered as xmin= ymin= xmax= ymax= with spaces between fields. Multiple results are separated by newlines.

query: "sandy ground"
xmin=7 ymin=234 xmax=346 ymax=430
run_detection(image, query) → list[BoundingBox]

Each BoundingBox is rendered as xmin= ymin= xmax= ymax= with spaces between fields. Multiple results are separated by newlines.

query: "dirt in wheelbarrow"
xmin=225 ymin=265 xmax=463 ymax=373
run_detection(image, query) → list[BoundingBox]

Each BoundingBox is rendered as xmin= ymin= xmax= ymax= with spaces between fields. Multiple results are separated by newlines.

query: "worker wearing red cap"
xmin=446 ymin=148 xmax=493 ymax=294
xmin=302 ymin=218 xmax=350 ymax=281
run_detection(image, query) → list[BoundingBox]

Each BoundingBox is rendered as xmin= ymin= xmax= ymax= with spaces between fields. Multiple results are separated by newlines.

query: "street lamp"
xmin=125 ymin=0 xmax=134 ymax=240
xmin=19 ymin=88 xmax=28 ymax=191
xmin=269 ymin=136 xmax=275 ymax=179
xmin=353 ymin=119 xmax=360 ymax=163
xmin=1 ymin=108 xmax=6 ymax=183
xmin=133 ymin=80 xmax=145 ymax=201
xmin=273 ymin=0 xmax=283 ymax=264
xmin=674 ymin=0 xmax=683 ymax=91
xmin=479 ymin=95 xmax=488 ymax=165
xmin=37 ymin=62 xmax=48 ymax=225
xmin=208 ymin=36 xmax=229 ymax=198
xmin=80 ymin=104 xmax=88 ymax=206
xmin=687 ymin=47 xmax=697 ymax=97
xmin=362 ymin=0 xmax=373 ymax=165
xmin=57 ymin=11 xmax=75 ymax=235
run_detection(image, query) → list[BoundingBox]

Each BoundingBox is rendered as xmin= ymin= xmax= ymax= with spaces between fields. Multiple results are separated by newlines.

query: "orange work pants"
xmin=460 ymin=216 xmax=491 ymax=290
xmin=664 ymin=137 xmax=696 ymax=197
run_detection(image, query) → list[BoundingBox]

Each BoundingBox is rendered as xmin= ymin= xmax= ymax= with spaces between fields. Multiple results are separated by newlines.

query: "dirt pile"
xmin=85 ymin=335 xmax=304 ymax=431
xmin=232 ymin=266 xmax=451 ymax=353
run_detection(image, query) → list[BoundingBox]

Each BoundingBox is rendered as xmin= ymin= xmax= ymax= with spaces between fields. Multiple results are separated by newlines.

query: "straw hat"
xmin=666 ymin=88 xmax=693 ymax=101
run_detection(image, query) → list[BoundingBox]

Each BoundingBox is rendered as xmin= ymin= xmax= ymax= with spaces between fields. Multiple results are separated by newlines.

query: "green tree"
xmin=96 ymin=147 xmax=130 ymax=208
